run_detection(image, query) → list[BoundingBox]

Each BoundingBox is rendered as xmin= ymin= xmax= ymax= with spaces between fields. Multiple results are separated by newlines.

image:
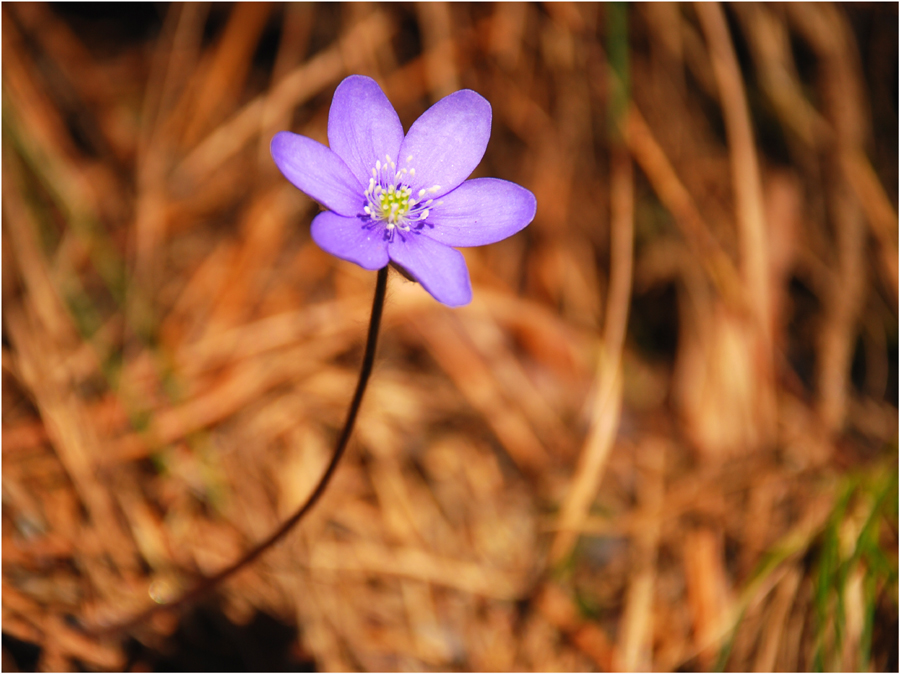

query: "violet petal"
xmin=398 ymin=90 xmax=491 ymax=199
xmin=388 ymin=233 xmax=472 ymax=307
xmin=311 ymin=211 xmax=389 ymax=270
xmin=328 ymin=75 xmax=404 ymax=186
xmin=271 ymin=132 xmax=363 ymax=217
xmin=423 ymin=178 xmax=536 ymax=247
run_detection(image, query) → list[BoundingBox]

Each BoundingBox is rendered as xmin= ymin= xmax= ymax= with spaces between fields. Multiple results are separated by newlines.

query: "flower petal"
xmin=271 ymin=131 xmax=363 ymax=217
xmin=388 ymin=233 xmax=472 ymax=307
xmin=328 ymin=75 xmax=404 ymax=185
xmin=423 ymin=178 xmax=536 ymax=247
xmin=310 ymin=211 xmax=389 ymax=270
xmin=399 ymin=90 xmax=491 ymax=198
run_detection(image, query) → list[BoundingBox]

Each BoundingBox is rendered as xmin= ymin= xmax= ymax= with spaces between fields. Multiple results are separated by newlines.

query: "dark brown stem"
xmin=90 ymin=266 xmax=389 ymax=637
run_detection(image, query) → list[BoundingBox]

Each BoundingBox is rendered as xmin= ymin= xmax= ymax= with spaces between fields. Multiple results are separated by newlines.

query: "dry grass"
xmin=2 ymin=3 xmax=897 ymax=671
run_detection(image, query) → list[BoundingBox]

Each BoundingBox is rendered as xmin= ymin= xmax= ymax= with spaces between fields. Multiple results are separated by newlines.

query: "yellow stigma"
xmin=363 ymin=153 xmax=442 ymax=234
xmin=378 ymin=185 xmax=412 ymax=225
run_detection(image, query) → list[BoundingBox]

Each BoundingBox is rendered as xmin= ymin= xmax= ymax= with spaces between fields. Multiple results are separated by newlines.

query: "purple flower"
xmin=270 ymin=75 xmax=536 ymax=307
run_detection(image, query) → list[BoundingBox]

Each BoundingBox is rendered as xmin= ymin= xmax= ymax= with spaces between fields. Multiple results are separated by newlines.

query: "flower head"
xmin=271 ymin=75 xmax=536 ymax=307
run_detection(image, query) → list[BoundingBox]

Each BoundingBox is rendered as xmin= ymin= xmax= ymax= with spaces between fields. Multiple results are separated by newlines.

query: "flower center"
xmin=376 ymin=184 xmax=412 ymax=225
xmin=363 ymin=154 xmax=442 ymax=236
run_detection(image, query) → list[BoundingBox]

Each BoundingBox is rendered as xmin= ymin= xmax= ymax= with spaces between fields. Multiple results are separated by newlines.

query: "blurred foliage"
xmin=2 ymin=3 xmax=897 ymax=671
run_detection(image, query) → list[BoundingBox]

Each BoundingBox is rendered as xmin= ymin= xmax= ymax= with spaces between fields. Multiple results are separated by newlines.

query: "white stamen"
xmin=363 ymin=157 xmax=439 ymax=230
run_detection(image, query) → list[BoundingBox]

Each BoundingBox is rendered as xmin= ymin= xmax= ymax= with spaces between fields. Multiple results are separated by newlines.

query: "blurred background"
xmin=2 ymin=2 xmax=897 ymax=671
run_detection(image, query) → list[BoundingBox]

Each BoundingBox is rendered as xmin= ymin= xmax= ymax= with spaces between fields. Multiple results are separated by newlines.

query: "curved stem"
xmin=93 ymin=266 xmax=389 ymax=637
